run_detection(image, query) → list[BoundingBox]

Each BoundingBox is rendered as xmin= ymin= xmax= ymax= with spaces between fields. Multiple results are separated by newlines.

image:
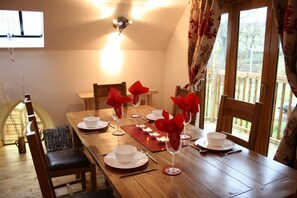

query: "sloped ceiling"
xmin=0 ymin=0 xmax=188 ymax=50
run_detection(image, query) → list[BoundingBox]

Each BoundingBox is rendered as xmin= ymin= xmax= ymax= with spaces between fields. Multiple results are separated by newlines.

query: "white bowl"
xmin=207 ymin=132 xmax=226 ymax=147
xmin=152 ymin=109 xmax=162 ymax=118
xmin=83 ymin=116 xmax=100 ymax=128
xmin=114 ymin=145 xmax=137 ymax=163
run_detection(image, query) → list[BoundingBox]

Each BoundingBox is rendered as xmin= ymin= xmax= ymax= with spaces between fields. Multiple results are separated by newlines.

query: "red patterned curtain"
xmin=187 ymin=0 xmax=225 ymax=89
xmin=273 ymin=0 xmax=297 ymax=169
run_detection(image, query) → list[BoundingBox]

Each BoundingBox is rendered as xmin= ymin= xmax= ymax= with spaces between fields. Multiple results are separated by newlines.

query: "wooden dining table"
xmin=66 ymin=105 xmax=297 ymax=198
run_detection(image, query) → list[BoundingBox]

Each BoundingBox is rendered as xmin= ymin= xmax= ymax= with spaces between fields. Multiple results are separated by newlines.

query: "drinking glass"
xmin=181 ymin=111 xmax=192 ymax=140
xmin=131 ymin=95 xmax=140 ymax=118
xmin=163 ymin=134 xmax=182 ymax=176
xmin=112 ymin=108 xmax=125 ymax=136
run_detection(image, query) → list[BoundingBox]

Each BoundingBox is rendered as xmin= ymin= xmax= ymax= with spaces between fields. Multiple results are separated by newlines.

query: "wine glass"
xmin=131 ymin=95 xmax=141 ymax=118
xmin=181 ymin=111 xmax=192 ymax=140
xmin=163 ymin=134 xmax=182 ymax=176
xmin=112 ymin=107 xmax=125 ymax=136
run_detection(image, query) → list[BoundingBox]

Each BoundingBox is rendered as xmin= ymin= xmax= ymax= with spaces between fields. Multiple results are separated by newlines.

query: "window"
xmin=0 ymin=10 xmax=44 ymax=48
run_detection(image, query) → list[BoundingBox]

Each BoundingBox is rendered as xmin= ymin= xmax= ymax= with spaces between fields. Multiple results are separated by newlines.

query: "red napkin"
xmin=171 ymin=93 xmax=200 ymax=113
xmin=154 ymin=110 xmax=184 ymax=150
xmin=106 ymin=88 xmax=132 ymax=118
xmin=128 ymin=81 xmax=149 ymax=105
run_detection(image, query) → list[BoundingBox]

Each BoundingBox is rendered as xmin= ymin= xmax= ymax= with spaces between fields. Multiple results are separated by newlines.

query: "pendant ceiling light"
xmin=113 ymin=16 xmax=133 ymax=35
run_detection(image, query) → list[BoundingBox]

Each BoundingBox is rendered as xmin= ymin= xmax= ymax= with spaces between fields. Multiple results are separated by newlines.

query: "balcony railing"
xmin=205 ymin=68 xmax=293 ymax=143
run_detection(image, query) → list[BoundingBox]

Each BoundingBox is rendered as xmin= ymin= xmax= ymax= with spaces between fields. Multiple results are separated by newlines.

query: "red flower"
xmin=171 ymin=93 xmax=200 ymax=113
xmin=106 ymin=88 xmax=132 ymax=118
xmin=128 ymin=81 xmax=149 ymax=105
xmin=154 ymin=110 xmax=184 ymax=150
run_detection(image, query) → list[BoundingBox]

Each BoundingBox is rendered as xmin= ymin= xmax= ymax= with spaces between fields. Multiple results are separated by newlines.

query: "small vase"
xmin=15 ymin=136 xmax=26 ymax=154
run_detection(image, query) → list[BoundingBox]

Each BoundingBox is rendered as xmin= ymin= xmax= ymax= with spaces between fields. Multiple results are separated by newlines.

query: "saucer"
xmin=146 ymin=113 xmax=173 ymax=121
xmin=104 ymin=151 xmax=148 ymax=170
xmin=77 ymin=121 xmax=108 ymax=131
xmin=195 ymin=137 xmax=234 ymax=151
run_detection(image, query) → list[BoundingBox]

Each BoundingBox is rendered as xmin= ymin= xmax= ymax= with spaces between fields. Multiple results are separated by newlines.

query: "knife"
xmin=120 ymin=168 xmax=157 ymax=178
xmin=108 ymin=122 xmax=115 ymax=129
xmin=146 ymin=153 xmax=158 ymax=164
xmin=224 ymin=149 xmax=242 ymax=156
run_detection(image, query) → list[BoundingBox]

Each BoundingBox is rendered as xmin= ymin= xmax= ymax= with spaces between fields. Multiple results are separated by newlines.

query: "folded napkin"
xmin=171 ymin=93 xmax=200 ymax=113
xmin=106 ymin=88 xmax=132 ymax=118
xmin=128 ymin=81 xmax=149 ymax=105
xmin=154 ymin=110 xmax=184 ymax=151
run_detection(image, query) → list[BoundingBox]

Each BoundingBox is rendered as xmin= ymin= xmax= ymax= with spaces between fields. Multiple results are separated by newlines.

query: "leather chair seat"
xmin=46 ymin=147 xmax=90 ymax=171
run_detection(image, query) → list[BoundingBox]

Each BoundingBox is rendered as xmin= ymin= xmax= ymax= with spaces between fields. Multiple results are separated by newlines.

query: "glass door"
xmin=232 ymin=7 xmax=267 ymax=141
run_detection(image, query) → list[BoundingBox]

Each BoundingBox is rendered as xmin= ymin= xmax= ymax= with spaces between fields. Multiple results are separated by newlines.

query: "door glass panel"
xmin=267 ymin=45 xmax=293 ymax=158
xmin=233 ymin=7 xmax=267 ymax=141
xmin=204 ymin=13 xmax=228 ymax=132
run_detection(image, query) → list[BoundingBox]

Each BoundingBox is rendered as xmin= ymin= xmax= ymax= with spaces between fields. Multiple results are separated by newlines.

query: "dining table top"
xmin=66 ymin=105 xmax=297 ymax=198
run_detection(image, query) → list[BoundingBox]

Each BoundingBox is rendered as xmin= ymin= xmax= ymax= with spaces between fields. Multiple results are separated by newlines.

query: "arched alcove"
xmin=0 ymin=99 xmax=55 ymax=145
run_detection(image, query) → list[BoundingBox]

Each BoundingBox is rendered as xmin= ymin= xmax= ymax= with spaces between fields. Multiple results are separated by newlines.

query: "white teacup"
xmin=83 ymin=116 xmax=100 ymax=128
xmin=207 ymin=132 xmax=226 ymax=147
xmin=152 ymin=109 xmax=162 ymax=119
xmin=114 ymin=145 xmax=137 ymax=163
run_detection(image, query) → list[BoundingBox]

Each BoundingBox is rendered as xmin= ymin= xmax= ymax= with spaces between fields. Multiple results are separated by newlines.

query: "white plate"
xmin=77 ymin=121 xmax=108 ymax=130
xmin=146 ymin=113 xmax=173 ymax=121
xmin=104 ymin=151 xmax=148 ymax=169
xmin=195 ymin=137 xmax=234 ymax=151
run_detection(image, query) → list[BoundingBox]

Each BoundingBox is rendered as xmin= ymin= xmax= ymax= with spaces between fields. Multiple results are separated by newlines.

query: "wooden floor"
xmin=0 ymin=144 xmax=107 ymax=198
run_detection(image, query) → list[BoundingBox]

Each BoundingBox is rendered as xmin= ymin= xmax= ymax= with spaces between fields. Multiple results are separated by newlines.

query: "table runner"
xmin=121 ymin=123 xmax=167 ymax=152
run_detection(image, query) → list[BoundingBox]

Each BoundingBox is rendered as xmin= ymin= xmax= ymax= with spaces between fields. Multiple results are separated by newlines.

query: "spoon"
xmin=188 ymin=143 xmax=207 ymax=153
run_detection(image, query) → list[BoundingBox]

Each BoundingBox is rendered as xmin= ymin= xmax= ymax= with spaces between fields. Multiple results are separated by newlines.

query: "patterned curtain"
xmin=187 ymin=0 xmax=225 ymax=89
xmin=273 ymin=0 xmax=297 ymax=169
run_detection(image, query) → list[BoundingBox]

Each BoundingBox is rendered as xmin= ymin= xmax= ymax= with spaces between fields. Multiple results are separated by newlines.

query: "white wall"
xmin=0 ymin=3 xmax=190 ymax=129
xmin=0 ymin=50 xmax=165 ymax=125
xmin=164 ymin=7 xmax=190 ymax=112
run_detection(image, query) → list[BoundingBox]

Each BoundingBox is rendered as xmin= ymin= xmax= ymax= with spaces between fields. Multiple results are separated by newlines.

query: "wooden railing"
xmin=205 ymin=68 xmax=294 ymax=143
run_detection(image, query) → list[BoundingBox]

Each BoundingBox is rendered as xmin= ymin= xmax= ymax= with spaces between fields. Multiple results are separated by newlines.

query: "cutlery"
xmin=141 ymin=117 xmax=150 ymax=122
xmin=188 ymin=143 xmax=207 ymax=153
xmin=224 ymin=149 xmax=242 ymax=156
xmin=120 ymin=168 xmax=157 ymax=178
xmin=141 ymin=150 xmax=158 ymax=163
xmin=108 ymin=122 xmax=115 ymax=129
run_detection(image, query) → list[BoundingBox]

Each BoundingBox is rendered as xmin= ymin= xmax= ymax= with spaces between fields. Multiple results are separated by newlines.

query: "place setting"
xmin=77 ymin=116 xmax=109 ymax=132
xmin=103 ymin=144 xmax=157 ymax=178
xmin=145 ymin=109 xmax=173 ymax=122
xmin=191 ymin=132 xmax=242 ymax=156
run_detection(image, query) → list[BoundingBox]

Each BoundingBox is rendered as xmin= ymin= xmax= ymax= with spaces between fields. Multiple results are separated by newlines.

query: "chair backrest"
xmin=24 ymin=93 xmax=45 ymax=144
xmin=93 ymin=82 xmax=127 ymax=110
xmin=43 ymin=125 xmax=72 ymax=152
xmin=172 ymin=85 xmax=201 ymax=126
xmin=215 ymin=95 xmax=263 ymax=151
xmin=26 ymin=119 xmax=56 ymax=198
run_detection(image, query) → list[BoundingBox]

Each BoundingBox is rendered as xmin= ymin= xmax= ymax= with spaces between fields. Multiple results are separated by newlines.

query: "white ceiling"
xmin=0 ymin=0 xmax=188 ymax=50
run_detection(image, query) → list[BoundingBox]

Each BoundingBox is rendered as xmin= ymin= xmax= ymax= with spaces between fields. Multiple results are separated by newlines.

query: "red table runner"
xmin=121 ymin=123 xmax=167 ymax=152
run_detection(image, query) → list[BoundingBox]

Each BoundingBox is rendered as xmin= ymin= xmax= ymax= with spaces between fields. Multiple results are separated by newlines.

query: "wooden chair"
xmin=24 ymin=94 xmax=97 ymax=193
xmin=215 ymin=95 xmax=263 ymax=151
xmin=172 ymin=85 xmax=201 ymax=126
xmin=93 ymin=82 xmax=127 ymax=110
xmin=26 ymin=120 xmax=114 ymax=198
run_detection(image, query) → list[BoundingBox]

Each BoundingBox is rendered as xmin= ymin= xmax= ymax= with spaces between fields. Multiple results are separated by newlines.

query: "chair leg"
xmin=81 ymin=173 xmax=86 ymax=189
xmin=91 ymin=164 xmax=97 ymax=191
